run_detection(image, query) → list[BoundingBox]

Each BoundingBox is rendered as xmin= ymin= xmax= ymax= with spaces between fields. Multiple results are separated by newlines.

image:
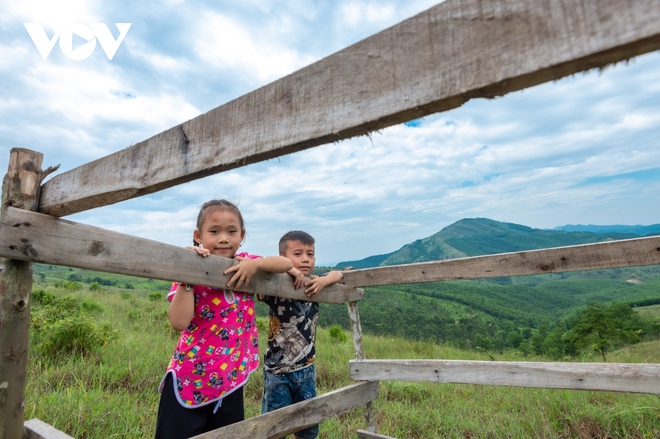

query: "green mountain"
xmin=324 ymin=218 xmax=660 ymax=349
xmin=336 ymin=218 xmax=645 ymax=268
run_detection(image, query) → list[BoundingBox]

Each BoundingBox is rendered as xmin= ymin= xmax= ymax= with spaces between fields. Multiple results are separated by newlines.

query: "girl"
xmin=155 ymin=199 xmax=292 ymax=439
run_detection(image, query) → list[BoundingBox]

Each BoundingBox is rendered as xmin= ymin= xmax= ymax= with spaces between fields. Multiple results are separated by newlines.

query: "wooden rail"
xmin=341 ymin=236 xmax=660 ymax=287
xmin=37 ymin=0 xmax=660 ymax=217
xmin=357 ymin=430 xmax=396 ymax=439
xmin=349 ymin=360 xmax=660 ymax=394
xmin=0 ymin=207 xmax=362 ymax=303
xmin=190 ymin=381 xmax=379 ymax=439
xmin=24 ymin=419 xmax=75 ymax=439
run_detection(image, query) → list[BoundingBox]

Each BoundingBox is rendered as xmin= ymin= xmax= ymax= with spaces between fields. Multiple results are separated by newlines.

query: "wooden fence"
xmin=1 ymin=0 xmax=660 ymax=437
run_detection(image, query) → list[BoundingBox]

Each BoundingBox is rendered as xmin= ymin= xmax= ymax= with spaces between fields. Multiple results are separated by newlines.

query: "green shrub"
xmin=89 ymin=282 xmax=101 ymax=291
xmin=32 ymin=288 xmax=55 ymax=305
xmin=256 ymin=317 xmax=269 ymax=333
xmin=31 ymin=294 xmax=116 ymax=356
xmin=81 ymin=300 xmax=103 ymax=313
xmin=37 ymin=315 xmax=117 ymax=356
xmin=148 ymin=292 xmax=163 ymax=302
xmin=329 ymin=325 xmax=347 ymax=342
xmin=64 ymin=281 xmax=82 ymax=291
xmin=51 ymin=296 xmax=81 ymax=319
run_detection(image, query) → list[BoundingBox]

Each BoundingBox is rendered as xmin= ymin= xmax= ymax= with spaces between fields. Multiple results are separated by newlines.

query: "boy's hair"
xmin=194 ymin=199 xmax=245 ymax=246
xmin=279 ymin=230 xmax=315 ymax=255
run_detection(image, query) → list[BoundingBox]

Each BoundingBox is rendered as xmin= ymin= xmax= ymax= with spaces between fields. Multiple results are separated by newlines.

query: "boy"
xmin=259 ymin=230 xmax=343 ymax=439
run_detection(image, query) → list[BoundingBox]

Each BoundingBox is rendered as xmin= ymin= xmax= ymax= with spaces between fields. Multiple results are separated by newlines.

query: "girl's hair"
xmin=194 ymin=199 xmax=245 ymax=246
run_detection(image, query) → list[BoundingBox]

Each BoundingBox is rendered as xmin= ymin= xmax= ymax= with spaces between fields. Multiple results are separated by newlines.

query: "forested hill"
xmin=336 ymin=218 xmax=658 ymax=269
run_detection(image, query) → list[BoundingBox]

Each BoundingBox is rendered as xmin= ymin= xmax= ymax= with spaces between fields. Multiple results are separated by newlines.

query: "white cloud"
xmin=192 ymin=11 xmax=317 ymax=85
xmin=1 ymin=0 xmax=99 ymax=24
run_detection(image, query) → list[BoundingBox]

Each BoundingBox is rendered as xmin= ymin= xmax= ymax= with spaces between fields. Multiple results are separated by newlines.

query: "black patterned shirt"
xmin=260 ymin=296 xmax=318 ymax=374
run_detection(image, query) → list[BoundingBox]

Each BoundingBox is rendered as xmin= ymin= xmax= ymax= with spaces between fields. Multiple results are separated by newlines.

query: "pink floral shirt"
xmin=159 ymin=252 xmax=260 ymax=408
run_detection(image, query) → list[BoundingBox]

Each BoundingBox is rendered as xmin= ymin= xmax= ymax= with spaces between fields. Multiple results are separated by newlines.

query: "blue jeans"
xmin=262 ymin=364 xmax=318 ymax=439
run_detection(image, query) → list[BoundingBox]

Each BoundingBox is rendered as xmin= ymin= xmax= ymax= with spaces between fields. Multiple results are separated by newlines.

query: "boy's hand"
xmin=304 ymin=275 xmax=328 ymax=298
xmin=304 ymin=271 xmax=343 ymax=298
xmin=288 ymin=267 xmax=305 ymax=290
xmin=225 ymin=256 xmax=259 ymax=290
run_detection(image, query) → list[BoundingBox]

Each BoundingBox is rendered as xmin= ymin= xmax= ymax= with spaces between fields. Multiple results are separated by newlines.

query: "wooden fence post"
xmin=347 ymin=301 xmax=376 ymax=433
xmin=0 ymin=148 xmax=44 ymax=439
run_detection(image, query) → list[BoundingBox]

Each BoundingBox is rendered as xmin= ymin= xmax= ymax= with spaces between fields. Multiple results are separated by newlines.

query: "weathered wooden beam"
xmin=349 ymin=360 xmax=660 ymax=394
xmin=38 ymin=0 xmax=660 ymax=217
xmin=347 ymin=301 xmax=377 ymax=433
xmin=24 ymin=419 xmax=75 ymax=439
xmin=0 ymin=207 xmax=363 ymax=304
xmin=357 ymin=430 xmax=397 ymax=439
xmin=0 ymin=149 xmax=43 ymax=439
xmin=190 ymin=381 xmax=379 ymax=439
xmin=341 ymin=236 xmax=660 ymax=287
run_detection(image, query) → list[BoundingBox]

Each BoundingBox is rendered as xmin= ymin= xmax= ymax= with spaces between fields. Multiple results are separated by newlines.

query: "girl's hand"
xmin=225 ymin=256 xmax=259 ymax=290
xmin=186 ymin=245 xmax=210 ymax=257
xmin=288 ymin=267 xmax=305 ymax=290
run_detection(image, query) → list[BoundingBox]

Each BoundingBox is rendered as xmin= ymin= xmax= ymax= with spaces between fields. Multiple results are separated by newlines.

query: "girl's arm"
xmin=168 ymin=283 xmax=195 ymax=331
xmin=226 ymin=255 xmax=292 ymax=290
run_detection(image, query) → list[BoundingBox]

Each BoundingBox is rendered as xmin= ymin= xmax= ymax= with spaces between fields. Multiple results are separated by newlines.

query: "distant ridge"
xmin=336 ymin=218 xmax=659 ymax=269
xmin=552 ymin=224 xmax=660 ymax=235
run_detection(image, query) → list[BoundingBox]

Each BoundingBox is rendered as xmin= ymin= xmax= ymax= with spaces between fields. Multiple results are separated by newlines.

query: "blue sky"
xmin=1 ymin=0 xmax=659 ymax=266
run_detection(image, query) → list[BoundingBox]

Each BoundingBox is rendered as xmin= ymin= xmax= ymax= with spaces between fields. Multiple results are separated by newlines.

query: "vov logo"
xmin=24 ymin=23 xmax=132 ymax=60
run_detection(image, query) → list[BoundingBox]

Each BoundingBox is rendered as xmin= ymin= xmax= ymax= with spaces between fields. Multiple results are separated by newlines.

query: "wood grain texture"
xmin=38 ymin=0 xmax=660 ymax=216
xmin=0 ymin=207 xmax=363 ymax=304
xmin=347 ymin=301 xmax=376 ymax=432
xmin=24 ymin=419 xmax=76 ymax=439
xmin=190 ymin=381 xmax=379 ymax=439
xmin=0 ymin=149 xmax=42 ymax=439
xmin=357 ymin=430 xmax=397 ymax=439
xmin=349 ymin=360 xmax=660 ymax=394
xmin=341 ymin=236 xmax=660 ymax=287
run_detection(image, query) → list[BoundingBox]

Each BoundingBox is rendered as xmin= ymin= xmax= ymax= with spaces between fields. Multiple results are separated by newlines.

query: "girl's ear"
xmin=241 ymin=229 xmax=246 ymax=240
xmin=193 ymin=230 xmax=202 ymax=246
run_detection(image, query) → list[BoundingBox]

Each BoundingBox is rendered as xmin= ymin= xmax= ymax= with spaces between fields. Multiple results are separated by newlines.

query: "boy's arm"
xmin=304 ymin=270 xmax=343 ymax=298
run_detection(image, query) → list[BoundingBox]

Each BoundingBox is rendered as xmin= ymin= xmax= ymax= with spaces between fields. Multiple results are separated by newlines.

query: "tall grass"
xmin=25 ymin=284 xmax=660 ymax=438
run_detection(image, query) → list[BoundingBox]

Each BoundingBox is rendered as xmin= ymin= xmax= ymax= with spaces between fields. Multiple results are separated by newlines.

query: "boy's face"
xmin=283 ymin=240 xmax=316 ymax=276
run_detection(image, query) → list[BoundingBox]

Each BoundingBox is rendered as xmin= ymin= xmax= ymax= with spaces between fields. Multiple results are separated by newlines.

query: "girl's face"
xmin=193 ymin=209 xmax=245 ymax=258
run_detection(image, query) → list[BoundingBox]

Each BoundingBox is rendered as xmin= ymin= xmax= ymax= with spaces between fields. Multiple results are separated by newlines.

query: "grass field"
xmin=24 ymin=282 xmax=660 ymax=438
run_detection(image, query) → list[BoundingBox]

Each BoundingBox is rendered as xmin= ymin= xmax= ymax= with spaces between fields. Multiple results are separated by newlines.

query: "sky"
xmin=1 ymin=0 xmax=659 ymax=266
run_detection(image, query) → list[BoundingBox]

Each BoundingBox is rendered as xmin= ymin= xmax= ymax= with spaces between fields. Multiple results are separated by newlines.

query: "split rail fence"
xmin=2 ymin=0 xmax=660 ymax=438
